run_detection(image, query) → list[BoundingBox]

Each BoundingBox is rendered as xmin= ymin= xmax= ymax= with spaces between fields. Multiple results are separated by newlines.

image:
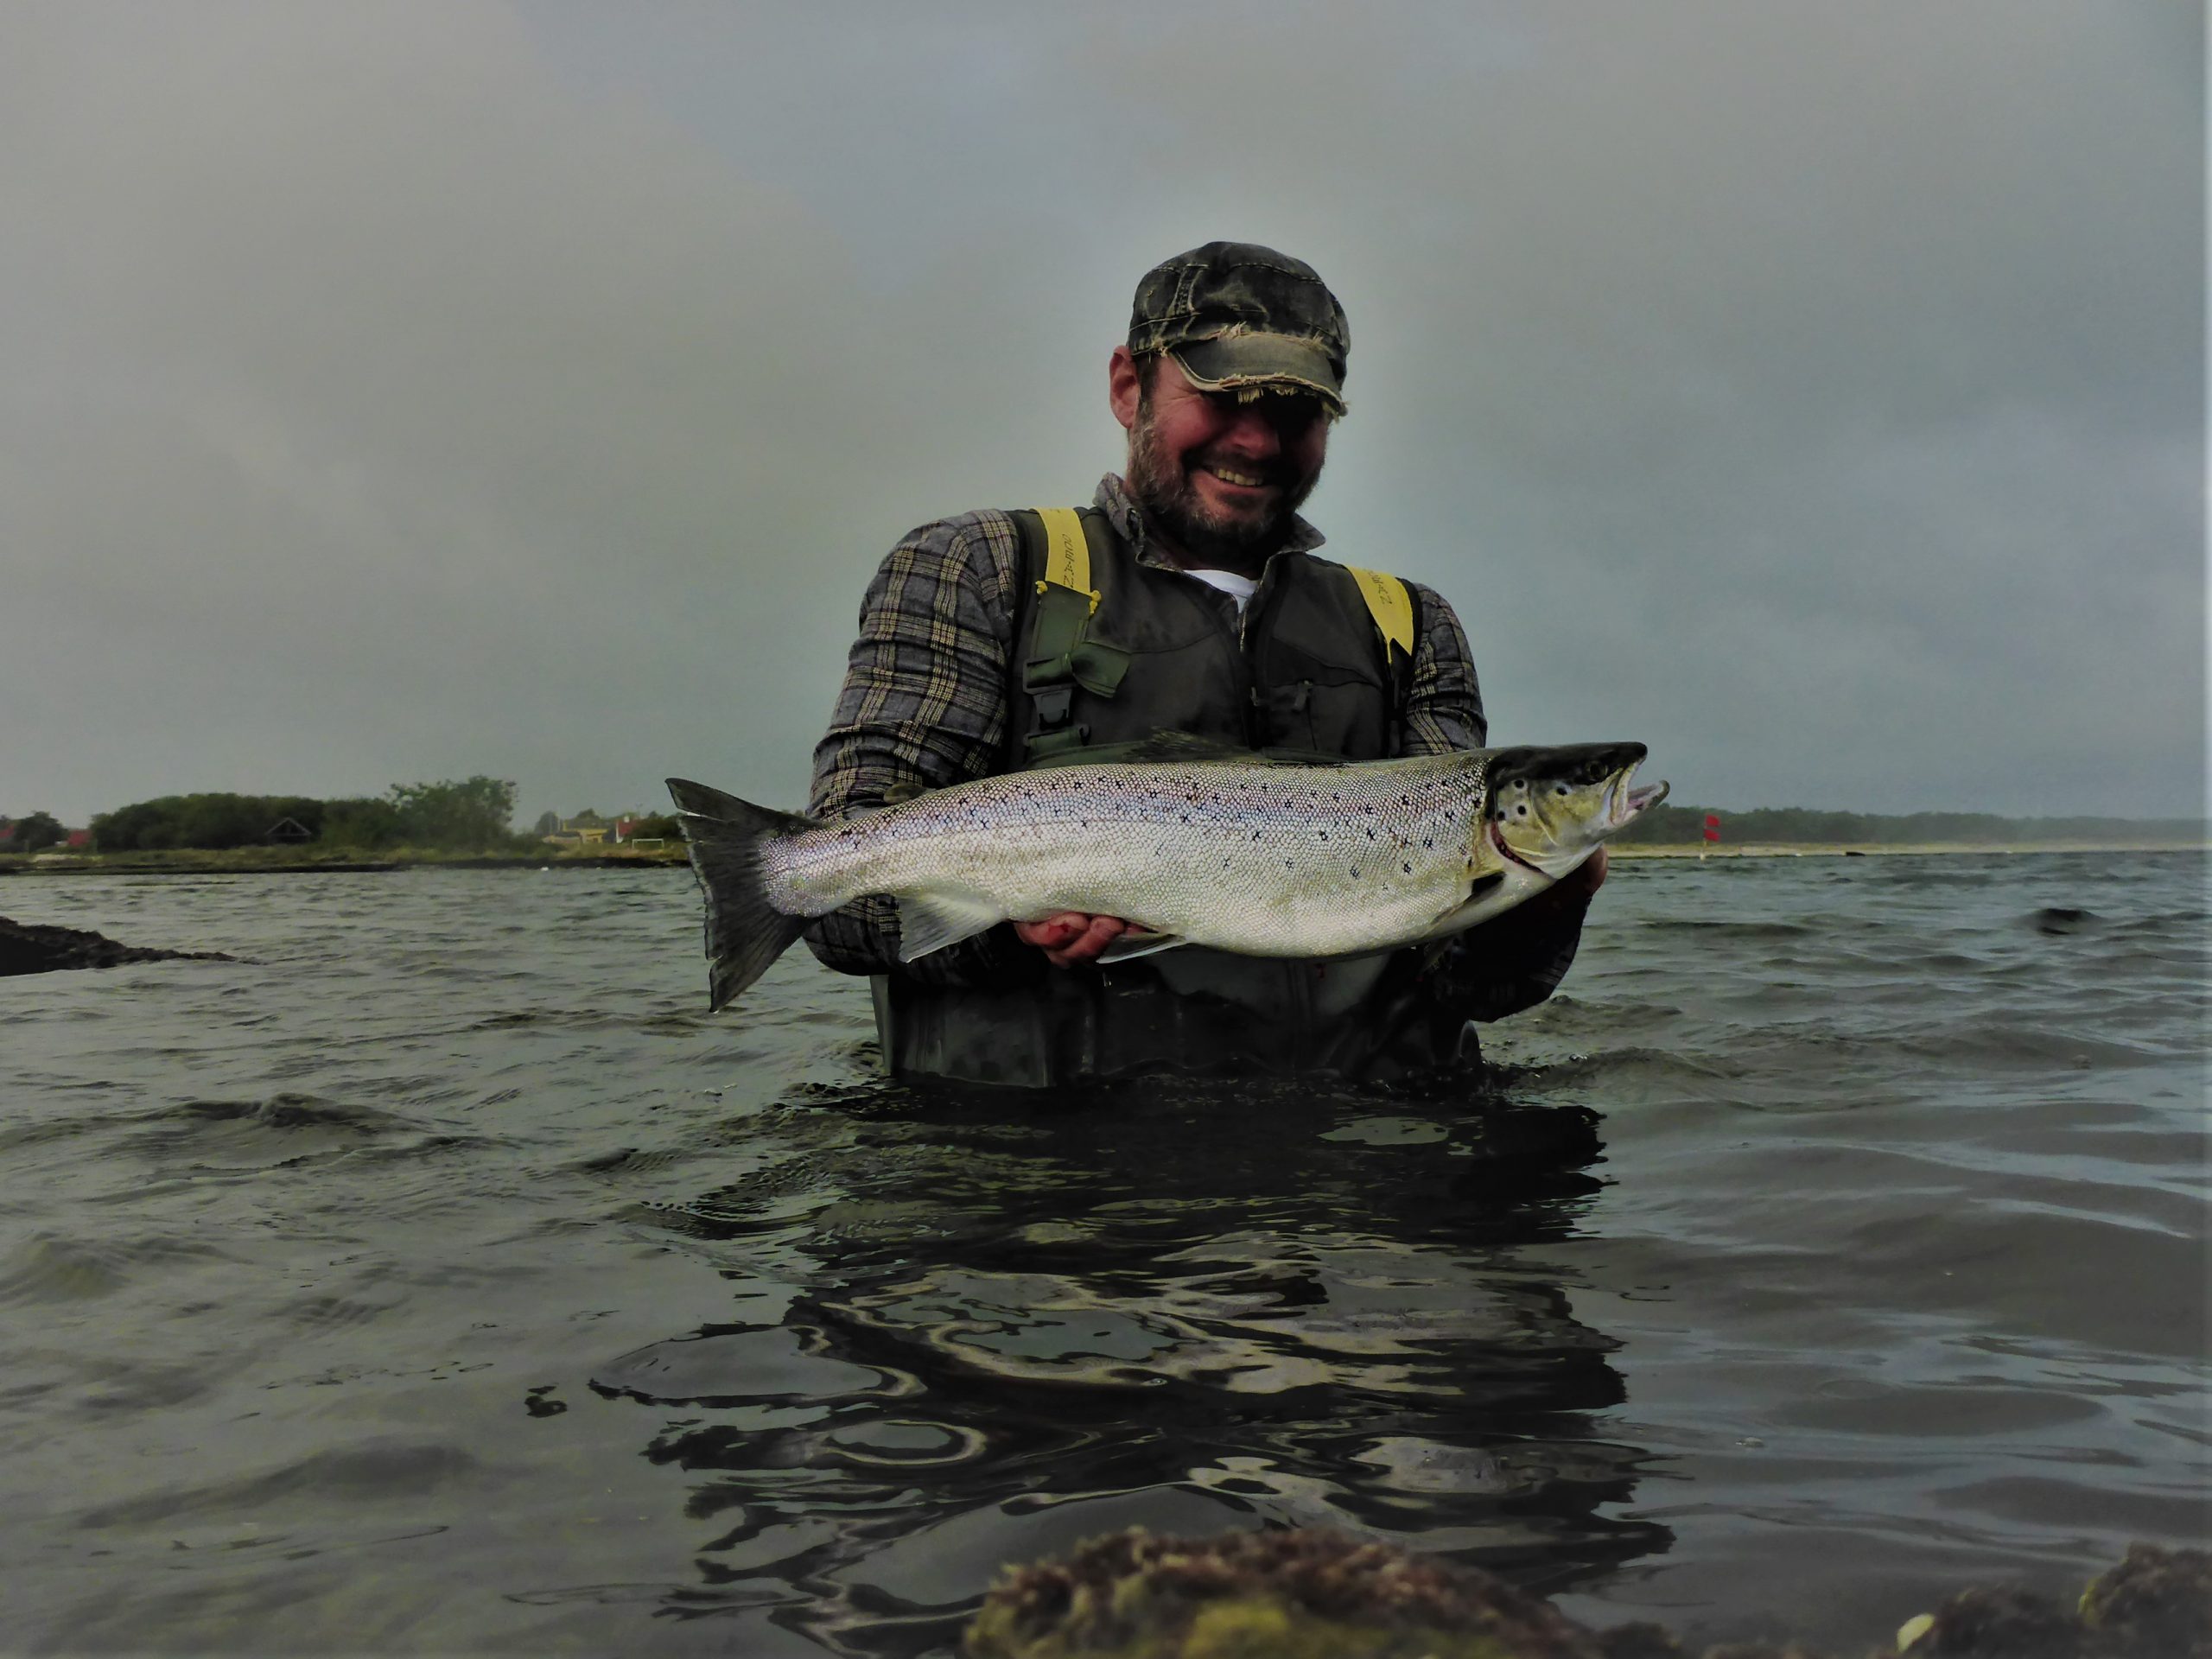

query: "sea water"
xmin=3 ymin=853 xmax=2204 ymax=1655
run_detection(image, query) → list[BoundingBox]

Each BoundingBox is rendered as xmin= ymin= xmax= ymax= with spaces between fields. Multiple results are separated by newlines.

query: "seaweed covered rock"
xmin=0 ymin=914 xmax=232 ymax=977
xmin=963 ymin=1527 xmax=1610 ymax=1658
xmin=963 ymin=1529 xmax=2212 ymax=1659
xmin=2078 ymin=1541 xmax=2212 ymax=1659
xmin=1890 ymin=1585 xmax=2079 ymax=1658
xmin=1891 ymin=1543 xmax=2211 ymax=1658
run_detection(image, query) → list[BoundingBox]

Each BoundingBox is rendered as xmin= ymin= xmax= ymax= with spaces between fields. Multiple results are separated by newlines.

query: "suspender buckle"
xmin=1033 ymin=683 xmax=1075 ymax=728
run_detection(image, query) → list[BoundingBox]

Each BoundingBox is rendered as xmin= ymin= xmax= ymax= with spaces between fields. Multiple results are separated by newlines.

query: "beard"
xmin=1126 ymin=398 xmax=1320 ymax=574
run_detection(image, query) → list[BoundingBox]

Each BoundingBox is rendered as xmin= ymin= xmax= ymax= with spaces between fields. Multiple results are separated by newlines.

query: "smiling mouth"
xmin=1199 ymin=463 xmax=1275 ymax=490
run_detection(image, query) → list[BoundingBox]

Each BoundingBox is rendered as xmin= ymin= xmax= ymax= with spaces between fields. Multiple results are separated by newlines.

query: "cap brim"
xmin=1173 ymin=335 xmax=1344 ymax=411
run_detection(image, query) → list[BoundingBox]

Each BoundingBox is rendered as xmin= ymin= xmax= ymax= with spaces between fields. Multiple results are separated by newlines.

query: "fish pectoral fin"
xmin=894 ymin=891 xmax=1007 ymax=961
xmin=1431 ymin=868 xmax=1506 ymax=920
xmin=1414 ymin=868 xmax=1522 ymax=942
xmin=1095 ymin=928 xmax=1188 ymax=964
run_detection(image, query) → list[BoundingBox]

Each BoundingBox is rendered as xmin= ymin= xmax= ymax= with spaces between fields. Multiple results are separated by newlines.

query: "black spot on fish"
xmin=1402 ymin=862 xmax=1412 ymax=874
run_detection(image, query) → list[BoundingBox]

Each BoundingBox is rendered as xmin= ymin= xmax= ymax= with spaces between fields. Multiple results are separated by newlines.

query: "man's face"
xmin=1113 ymin=349 xmax=1332 ymax=571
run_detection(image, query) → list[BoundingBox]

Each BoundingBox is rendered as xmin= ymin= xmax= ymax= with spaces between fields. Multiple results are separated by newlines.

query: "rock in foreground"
xmin=962 ymin=1528 xmax=2211 ymax=1659
xmin=0 ymin=915 xmax=233 ymax=977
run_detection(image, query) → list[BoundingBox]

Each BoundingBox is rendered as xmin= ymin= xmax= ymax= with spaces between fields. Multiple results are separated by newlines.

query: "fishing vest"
xmin=1007 ymin=506 xmax=1415 ymax=767
xmin=869 ymin=506 xmax=1476 ymax=1088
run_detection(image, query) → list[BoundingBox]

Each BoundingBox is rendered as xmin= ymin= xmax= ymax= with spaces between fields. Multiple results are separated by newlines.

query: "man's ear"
xmin=1108 ymin=345 xmax=1142 ymax=433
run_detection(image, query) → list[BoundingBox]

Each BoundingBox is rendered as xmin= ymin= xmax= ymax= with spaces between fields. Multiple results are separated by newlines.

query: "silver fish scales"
xmin=668 ymin=741 xmax=1665 ymax=1012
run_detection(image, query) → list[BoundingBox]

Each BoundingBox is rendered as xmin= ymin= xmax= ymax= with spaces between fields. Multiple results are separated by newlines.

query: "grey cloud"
xmin=1 ymin=1 xmax=2198 ymax=824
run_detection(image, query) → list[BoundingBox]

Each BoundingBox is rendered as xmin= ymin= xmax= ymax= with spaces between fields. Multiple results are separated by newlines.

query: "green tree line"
xmin=1615 ymin=802 xmax=2205 ymax=846
xmin=88 ymin=778 xmax=525 ymax=853
xmin=1 ymin=810 xmax=67 ymax=853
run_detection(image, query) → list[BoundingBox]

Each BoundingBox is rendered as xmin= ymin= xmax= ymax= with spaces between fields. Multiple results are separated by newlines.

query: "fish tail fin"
xmin=665 ymin=778 xmax=817 ymax=1011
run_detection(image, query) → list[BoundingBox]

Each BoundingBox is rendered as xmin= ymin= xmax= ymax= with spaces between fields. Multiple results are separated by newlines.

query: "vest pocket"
xmin=1258 ymin=675 xmax=1391 ymax=757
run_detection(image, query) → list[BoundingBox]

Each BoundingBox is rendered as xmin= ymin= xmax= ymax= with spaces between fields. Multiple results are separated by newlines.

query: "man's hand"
xmin=1015 ymin=854 xmax=1607 ymax=971
xmin=1015 ymin=912 xmax=1129 ymax=967
xmin=1460 ymin=845 xmax=1607 ymax=948
xmin=1555 ymin=845 xmax=1608 ymax=901
xmin=1514 ymin=844 xmax=1607 ymax=918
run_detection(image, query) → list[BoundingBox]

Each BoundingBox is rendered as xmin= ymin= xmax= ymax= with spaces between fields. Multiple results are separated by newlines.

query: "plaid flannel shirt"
xmin=802 ymin=474 xmax=1584 ymax=1015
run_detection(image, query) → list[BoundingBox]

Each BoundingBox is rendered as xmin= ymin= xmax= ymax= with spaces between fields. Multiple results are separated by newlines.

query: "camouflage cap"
xmin=1128 ymin=241 xmax=1349 ymax=412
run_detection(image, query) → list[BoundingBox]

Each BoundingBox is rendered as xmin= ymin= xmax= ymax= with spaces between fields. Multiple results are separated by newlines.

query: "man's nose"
xmin=1216 ymin=404 xmax=1283 ymax=456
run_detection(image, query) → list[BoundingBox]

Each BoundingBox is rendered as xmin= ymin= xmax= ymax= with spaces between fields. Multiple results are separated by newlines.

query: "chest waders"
xmin=868 ymin=508 xmax=1478 ymax=1087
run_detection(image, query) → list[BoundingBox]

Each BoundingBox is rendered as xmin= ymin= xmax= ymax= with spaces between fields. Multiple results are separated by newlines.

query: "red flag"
xmin=1702 ymin=813 xmax=1721 ymax=842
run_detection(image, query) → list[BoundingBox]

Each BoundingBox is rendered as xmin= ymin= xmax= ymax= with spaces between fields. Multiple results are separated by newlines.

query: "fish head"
xmin=1484 ymin=742 xmax=1669 ymax=878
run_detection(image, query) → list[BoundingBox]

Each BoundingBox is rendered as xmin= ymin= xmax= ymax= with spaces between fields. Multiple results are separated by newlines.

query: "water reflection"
xmin=601 ymin=1074 xmax=1670 ymax=1653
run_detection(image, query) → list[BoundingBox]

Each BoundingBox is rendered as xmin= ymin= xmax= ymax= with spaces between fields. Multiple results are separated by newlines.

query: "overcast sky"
xmin=3 ymin=2 xmax=2202 ymax=824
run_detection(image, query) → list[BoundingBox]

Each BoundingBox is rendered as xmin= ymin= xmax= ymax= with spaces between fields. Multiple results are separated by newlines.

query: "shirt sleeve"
xmin=1397 ymin=581 xmax=1585 ymax=1017
xmin=800 ymin=512 xmax=1034 ymax=985
xmin=1399 ymin=580 xmax=1487 ymax=754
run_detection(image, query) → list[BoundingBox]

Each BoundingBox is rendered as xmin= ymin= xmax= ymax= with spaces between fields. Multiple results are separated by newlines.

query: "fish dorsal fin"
xmin=895 ymin=891 xmax=1007 ymax=961
xmin=1104 ymin=729 xmax=1351 ymax=767
xmin=1108 ymin=729 xmax=1254 ymax=764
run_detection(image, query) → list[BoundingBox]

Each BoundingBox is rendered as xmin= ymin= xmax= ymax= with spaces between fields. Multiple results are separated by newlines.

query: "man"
xmin=804 ymin=241 xmax=1603 ymax=1085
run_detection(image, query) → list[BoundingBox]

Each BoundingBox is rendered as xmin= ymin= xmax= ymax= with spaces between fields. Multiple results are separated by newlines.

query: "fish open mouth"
xmin=1618 ymin=772 xmax=1670 ymax=823
xmin=1597 ymin=762 xmax=1669 ymax=833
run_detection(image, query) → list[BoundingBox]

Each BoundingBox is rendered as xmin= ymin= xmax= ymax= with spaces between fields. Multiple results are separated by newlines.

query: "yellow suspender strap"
xmin=1030 ymin=507 xmax=1096 ymax=609
xmin=1344 ymin=565 xmax=1414 ymax=658
xmin=1029 ymin=512 xmax=1404 ymax=652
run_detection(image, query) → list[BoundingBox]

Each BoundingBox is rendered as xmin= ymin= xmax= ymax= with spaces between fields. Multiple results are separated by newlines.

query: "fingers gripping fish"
xmin=666 ymin=743 xmax=1667 ymax=1012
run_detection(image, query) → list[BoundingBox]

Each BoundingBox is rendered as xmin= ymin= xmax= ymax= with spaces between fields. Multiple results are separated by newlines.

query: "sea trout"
xmin=666 ymin=741 xmax=1665 ymax=1011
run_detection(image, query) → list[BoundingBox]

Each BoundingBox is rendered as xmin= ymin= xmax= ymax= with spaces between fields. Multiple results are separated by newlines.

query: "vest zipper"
xmin=1238 ymin=561 xmax=1284 ymax=749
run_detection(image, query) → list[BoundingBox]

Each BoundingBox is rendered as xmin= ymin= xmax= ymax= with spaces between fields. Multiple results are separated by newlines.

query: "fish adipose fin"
xmin=895 ymin=891 xmax=1007 ymax=961
xmin=1096 ymin=929 xmax=1188 ymax=963
xmin=666 ymin=778 xmax=817 ymax=1011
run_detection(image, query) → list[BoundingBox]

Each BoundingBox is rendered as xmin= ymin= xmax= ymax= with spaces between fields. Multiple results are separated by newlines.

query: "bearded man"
xmin=804 ymin=241 xmax=1603 ymax=1086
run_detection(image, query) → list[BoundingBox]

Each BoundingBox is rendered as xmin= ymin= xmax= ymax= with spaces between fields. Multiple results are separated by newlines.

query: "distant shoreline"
xmin=0 ymin=842 xmax=2201 ymax=877
xmin=0 ymin=849 xmax=691 ymax=876
xmin=1614 ymin=841 xmax=2208 ymax=859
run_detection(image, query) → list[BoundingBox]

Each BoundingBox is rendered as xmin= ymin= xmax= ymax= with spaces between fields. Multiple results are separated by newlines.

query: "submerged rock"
xmin=1891 ymin=1542 xmax=2212 ymax=1658
xmin=963 ymin=1527 xmax=1607 ymax=1658
xmin=962 ymin=1529 xmax=2211 ymax=1659
xmin=0 ymin=914 xmax=232 ymax=977
xmin=2078 ymin=1541 xmax=2212 ymax=1658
